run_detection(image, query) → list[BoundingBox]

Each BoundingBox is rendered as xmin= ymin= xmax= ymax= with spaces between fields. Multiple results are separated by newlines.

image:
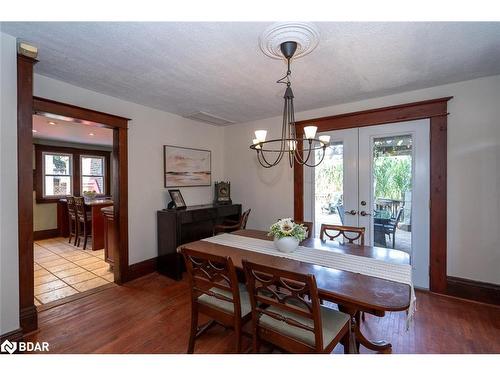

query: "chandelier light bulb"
xmin=254 ymin=130 xmax=267 ymax=143
xmin=289 ymin=140 xmax=297 ymax=151
xmin=304 ymin=126 xmax=318 ymax=140
xmin=319 ymin=135 xmax=331 ymax=145
xmin=253 ymin=139 xmax=262 ymax=150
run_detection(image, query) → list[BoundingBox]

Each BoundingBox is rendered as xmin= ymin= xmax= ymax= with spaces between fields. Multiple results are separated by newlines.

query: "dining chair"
xmin=214 ymin=208 xmax=251 ymax=235
xmin=66 ymin=196 xmax=79 ymax=246
xmin=242 ymin=260 xmax=351 ymax=354
xmin=180 ymin=247 xmax=252 ymax=353
xmin=320 ymin=224 xmax=365 ymax=246
xmin=294 ymin=220 xmax=313 ymax=240
xmin=74 ymin=197 xmax=92 ymax=250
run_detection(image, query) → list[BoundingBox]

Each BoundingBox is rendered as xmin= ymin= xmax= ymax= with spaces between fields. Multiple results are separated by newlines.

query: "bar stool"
xmin=74 ymin=197 xmax=92 ymax=250
xmin=66 ymin=196 xmax=79 ymax=246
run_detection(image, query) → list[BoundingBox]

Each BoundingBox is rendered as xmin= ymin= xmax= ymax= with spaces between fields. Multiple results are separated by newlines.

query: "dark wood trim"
xmin=17 ymin=54 xmax=38 ymax=334
xmin=34 ymin=144 xmax=111 ymax=203
xmin=33 ymin=96 xmax=130 ymax=129
xmin=112 ymin=127 xmax=129 ymax=284
xmin=294 ymin=97 xmax=452 ymax=294
xmin=0 ymin=328 xmax=24 ymax=344
xmin=446 ymin=276 xmax=500 ymax=306
xmin=33 ymin=229 xmax=59 ymax=241
xmin=126 ymin=257 xmax=158 ymax=282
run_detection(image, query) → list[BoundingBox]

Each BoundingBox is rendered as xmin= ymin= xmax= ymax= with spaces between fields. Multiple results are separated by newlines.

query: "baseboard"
xmin=0 ymin=328 xmax=24 ymax=344
xmin=446 ymin=276 xmax=500 ymax=306
xmin=33 ymin=228 xmax=59 ymax=240
xmin=126 ymin=257 xmax=158 ymax=282
xmin=20 ymin=305 xmax=38 ymax=334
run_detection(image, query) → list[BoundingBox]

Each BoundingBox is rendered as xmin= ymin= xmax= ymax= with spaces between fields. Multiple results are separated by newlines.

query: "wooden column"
xmin=17 ymin=54 xmax=37 ymax=333
xmin=113 ymin=127 xmax=129 ymax=284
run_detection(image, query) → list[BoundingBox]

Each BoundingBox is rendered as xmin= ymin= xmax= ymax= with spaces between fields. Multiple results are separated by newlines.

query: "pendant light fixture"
xmin=250 ymin=26 xmax=329 ymax=168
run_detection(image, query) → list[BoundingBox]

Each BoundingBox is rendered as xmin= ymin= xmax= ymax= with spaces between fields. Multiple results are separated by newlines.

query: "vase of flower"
xmin=268 ymin=218 xmax=307 ymax=253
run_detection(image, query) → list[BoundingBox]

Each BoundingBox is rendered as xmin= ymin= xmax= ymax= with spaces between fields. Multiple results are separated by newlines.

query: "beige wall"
xmin=224 ymin=75 xmax=500 ymax=285
xmin=0 ymin=31 xmax=20 ymax=334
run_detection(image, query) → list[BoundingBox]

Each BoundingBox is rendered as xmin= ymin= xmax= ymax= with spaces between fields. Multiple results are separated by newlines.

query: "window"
xmin=42 ymin=152 xmax=73 ymax=197
xmin=81 ymin=155 xmax=106 ymax=195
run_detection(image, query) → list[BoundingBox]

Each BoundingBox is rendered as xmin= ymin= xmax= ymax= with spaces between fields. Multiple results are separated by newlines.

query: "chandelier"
xmin=249 ymin=40 xmax=330 ymax=168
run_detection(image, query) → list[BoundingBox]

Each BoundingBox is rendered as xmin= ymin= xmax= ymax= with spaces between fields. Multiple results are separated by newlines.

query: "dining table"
xmin=178 ymin=229 xmax=412 ymax=353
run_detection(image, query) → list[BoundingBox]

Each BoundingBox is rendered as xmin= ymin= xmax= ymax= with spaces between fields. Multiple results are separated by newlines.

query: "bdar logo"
xmin=1 ymin=339 xmax=17 ymax=354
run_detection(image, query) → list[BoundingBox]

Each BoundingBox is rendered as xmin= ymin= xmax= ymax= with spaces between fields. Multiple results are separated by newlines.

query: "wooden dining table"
xmin=179 ymin=229 xmax=411 ymax=353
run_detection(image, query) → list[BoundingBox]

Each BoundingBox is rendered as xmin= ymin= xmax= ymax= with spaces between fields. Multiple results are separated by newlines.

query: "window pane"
xmin=82 ymin=176 xmax=104 ymax=194
xmin=45 ymin=176 xmax=72 ymax=196
xmin=44 ymin=154 xmax=71 ymax=175
xmin=81 ymin=156 xmax=104 ymax=176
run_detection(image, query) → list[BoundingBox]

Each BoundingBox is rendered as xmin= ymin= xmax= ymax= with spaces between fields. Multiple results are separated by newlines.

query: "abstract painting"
xmin=164 ymin=145 xmax=211 ymax=187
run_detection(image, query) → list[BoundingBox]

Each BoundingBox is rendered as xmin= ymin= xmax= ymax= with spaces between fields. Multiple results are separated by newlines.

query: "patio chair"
xmin=336 ymin=205 xmax=345 ymax=225
xmin=383 ymin=207 xmax=404 ymax=249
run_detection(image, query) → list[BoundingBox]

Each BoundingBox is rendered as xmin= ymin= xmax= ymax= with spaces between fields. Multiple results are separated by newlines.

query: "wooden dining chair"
xmin=214 ymin=208 xmax=251 ymax=235
xmin=242 ymin=260 xmax=351 ymax=354
xmin=320 ymin=224 xmax=365 ymax=246
xmin=180 ymin=247 xmax=252 ymax=353
xmin=74 ymin=197 xmax=92 ymax=249
xmin=294 ymin=220 xmax=313 ymax=240
xmin=66 ymin=196 xmax=79 ymax=246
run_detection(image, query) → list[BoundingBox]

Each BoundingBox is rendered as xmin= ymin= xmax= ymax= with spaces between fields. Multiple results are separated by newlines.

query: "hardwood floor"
xmin=26 ymin=272 xmax=500 ymax=354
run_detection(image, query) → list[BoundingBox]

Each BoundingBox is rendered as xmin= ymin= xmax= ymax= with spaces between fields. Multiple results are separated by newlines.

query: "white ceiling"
xmin=33 ymin=114 xmax=113 ymax=146
xmin=3 ymin=22 xmax=500 ymax=124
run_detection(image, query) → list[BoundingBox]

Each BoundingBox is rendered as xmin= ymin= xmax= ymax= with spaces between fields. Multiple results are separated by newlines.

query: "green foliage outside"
xmin=373 ymin=156 xmax=412 ymax=200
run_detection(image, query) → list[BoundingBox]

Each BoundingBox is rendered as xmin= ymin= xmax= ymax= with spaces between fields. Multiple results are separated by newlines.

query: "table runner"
xmin=202 ymin=233 xmax=415 ymax=325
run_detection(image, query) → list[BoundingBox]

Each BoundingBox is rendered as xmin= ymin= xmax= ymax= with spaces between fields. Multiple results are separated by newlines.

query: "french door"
xmin=304 ymin=119 xmax=430 ymax=288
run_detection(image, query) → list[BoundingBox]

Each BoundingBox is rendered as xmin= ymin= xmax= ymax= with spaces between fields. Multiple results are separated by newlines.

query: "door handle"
xmin=359 ymin=210 xmax=372 ymax=217
xmin=345 ymin=209 xmax=357 ymax=215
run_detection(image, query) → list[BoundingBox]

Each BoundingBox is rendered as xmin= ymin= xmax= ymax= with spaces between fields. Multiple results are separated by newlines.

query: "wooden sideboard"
xmin=157 ymin=204 xmax=241 ymax=280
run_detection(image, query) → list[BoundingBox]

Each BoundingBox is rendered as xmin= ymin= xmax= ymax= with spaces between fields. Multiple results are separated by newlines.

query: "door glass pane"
xmin=314 ymin=142 xmax=343 ymax=237
xmin=372 ymin=135 xmax=412 ymax=252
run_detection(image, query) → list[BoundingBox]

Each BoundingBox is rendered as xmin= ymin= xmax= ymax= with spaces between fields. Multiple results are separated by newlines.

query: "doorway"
xmin=304 ymin=120 xmax=430 ymax=288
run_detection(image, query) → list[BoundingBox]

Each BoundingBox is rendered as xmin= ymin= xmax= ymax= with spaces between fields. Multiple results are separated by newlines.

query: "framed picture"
xmin=163 ymin=145 xmax=211 ymax=187
xmin=168 ymin=189 xmax=186 ymax=208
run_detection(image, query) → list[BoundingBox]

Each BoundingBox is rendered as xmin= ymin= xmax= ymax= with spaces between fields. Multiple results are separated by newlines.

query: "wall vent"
xmin=183 ymin=111 xmax=235 ymax=126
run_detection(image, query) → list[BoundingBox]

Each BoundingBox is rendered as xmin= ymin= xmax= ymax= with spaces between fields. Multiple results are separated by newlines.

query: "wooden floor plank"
xmin=26 ymin=272 xmax=500 ymax=354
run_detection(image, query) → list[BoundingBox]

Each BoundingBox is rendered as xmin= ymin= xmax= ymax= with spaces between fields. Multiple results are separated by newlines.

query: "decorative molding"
xmin=33 ymin=229 xmax=59 ymax=241
xmin=259 ymin=22 xmax=320 ymax=60
xmin=447 ymin=276 xmax=500 ymax=306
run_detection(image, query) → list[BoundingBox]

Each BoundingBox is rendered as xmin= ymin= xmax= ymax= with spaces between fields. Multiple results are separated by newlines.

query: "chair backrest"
xmin=240 ymin=209 xmax=251 ymax=229
xmin=242 ymin=259 xmax=323 ymax=351
xmin=67 ymin=196 xmax=76 ymax=218
xmin=74 ymin=197 xmax=86 ymax=221
xmin=294 ymin=220 xmax=313 ymax=239
xmin=336 ymin=205 xmax=345 ymax=225
xmin=180 ymin=247 xmax=242 ymax=317
xmin=320 ymin=224 xmax=365 ymax=246
xmin=393 ymin=207 xmax=404 ymax=226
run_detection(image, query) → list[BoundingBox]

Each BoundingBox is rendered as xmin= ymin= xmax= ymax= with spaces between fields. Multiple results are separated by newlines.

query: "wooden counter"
xmin=58 ymin=198 xmax=113 ymax=250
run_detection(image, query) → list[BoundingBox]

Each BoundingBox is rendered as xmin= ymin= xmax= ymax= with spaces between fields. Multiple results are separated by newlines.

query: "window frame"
xmin=41 ymin=151 xmax=74 ymax=198
xmin=80 ymin=154 xmax=107 ymax=195
xmin=34 ymin=144 xmax=111 ymax=204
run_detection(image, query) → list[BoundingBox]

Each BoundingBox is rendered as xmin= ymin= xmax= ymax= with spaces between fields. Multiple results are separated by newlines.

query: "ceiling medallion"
xmin=250 ymin=23 xmax=328 ymax=168
xmin=259 ymin=22 xmax=320 ymax=60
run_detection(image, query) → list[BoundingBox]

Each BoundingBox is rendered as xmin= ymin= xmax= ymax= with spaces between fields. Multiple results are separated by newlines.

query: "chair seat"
xmin=259 ymin=303 xmax=350 ymax=349
xmin=198 ymin=283 xmax=251 ymax=317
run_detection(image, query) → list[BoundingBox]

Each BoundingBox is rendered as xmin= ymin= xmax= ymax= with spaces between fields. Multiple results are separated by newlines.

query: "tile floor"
xmin=34 ymin=237 xmax=114 ymax=306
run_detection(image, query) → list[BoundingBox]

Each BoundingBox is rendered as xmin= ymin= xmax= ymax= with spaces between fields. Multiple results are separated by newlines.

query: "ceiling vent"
xmin=183 ymin=111 xmax=235 ymax=126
